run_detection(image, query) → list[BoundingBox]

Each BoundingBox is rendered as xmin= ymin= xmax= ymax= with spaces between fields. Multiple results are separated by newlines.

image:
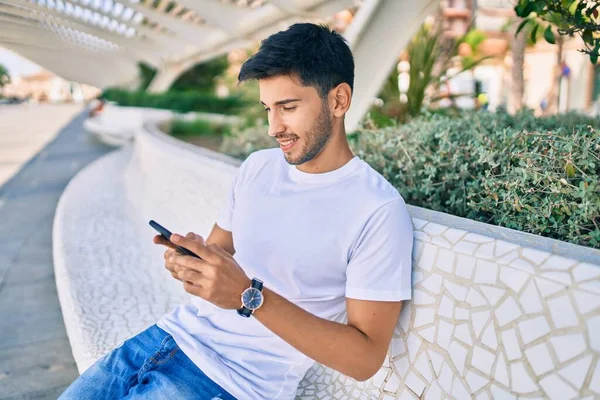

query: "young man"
xmin=59 ymin=23 xmax=413 ymax=400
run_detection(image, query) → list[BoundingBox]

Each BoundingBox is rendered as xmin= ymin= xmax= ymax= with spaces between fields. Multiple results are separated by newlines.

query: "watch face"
xmin=242 ymin=287 xmax=263 ymax=310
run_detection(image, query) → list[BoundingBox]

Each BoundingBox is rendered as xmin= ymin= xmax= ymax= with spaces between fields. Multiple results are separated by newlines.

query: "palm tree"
xmin=511 ymin=19 xmax=527 ymax=112
xmin=0 ymin=64 xmax=10 ymax=97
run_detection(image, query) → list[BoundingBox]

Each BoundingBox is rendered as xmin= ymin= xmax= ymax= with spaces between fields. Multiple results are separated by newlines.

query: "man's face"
xmin=259 ymin=75 xmax=333 ymax=166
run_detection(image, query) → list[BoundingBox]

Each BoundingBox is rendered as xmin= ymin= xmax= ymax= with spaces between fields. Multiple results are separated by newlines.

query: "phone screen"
xmin=149 ymin=220 xmax=201 ymax=259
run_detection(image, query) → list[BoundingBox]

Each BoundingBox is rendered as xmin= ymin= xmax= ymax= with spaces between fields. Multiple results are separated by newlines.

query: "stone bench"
xmin=54 ymin=107 xmax=600 ymax=399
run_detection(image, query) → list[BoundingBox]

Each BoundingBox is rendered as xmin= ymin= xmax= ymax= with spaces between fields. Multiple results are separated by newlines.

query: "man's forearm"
xmin=252 ymin=286 xmax=383 ymax=381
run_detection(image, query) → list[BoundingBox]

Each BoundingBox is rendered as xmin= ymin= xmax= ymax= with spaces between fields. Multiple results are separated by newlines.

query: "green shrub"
xmin=220 ymin=110 xmax=600 ymax=248
xmin=353 ymin=110 xmax=600 ymax=249
xmin=219 ymin=122 xmax=278 ymax=160
xmin=171 ymin=118 xmax=232 ymax=137
xmin=102 ymin=88 xmax=247 ymax=115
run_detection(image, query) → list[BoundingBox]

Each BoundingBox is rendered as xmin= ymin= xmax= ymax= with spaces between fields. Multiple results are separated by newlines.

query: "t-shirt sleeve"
xmin=345 ymin=196 xmax=414 ymax=302
xmin=215 ymin=155 xmax=253 ymax=232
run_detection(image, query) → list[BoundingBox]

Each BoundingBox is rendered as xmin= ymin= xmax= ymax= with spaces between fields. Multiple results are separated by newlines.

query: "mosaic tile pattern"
xmin=55 ymin=123 xmax=600 ymax=399
xmin=296 ymin=220 xmax=600 ymax=399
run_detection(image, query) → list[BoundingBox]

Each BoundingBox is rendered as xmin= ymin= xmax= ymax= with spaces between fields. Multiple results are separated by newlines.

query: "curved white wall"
xmin=54 ymin=115 xmax=600 ymax=399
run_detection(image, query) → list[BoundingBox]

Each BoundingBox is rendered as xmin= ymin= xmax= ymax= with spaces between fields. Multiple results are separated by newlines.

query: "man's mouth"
xmin=278 ymin=138 xmax=298 ymax=151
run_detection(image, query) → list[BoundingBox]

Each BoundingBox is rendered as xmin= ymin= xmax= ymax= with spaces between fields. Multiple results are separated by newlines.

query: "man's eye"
xmin=263 ymin=108 xmax=270 ymax=113
xmin=283 ymin=107 xmax=296 ymax=112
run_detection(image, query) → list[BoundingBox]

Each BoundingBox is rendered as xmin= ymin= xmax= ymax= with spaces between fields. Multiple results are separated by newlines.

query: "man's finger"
xmin=171 ymin=234 xmax=219 ymax=263
xmin=153 ymin=235 xmax=176 ymax=249
xmin=170 ymin=253 xmax=211 ymax=274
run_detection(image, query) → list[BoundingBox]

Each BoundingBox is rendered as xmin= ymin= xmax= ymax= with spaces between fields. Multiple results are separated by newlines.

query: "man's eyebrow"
xmin=260 ymin=99 xmax=301 ymax=107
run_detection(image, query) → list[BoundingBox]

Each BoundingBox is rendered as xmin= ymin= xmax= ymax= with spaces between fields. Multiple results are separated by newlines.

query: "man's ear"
xmin=330 ymin=83 xmax=352 ymax=118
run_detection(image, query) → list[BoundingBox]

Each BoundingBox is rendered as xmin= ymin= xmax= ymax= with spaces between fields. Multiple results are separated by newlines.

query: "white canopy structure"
xmin=0 ymin=0 xmax=437 ymax=129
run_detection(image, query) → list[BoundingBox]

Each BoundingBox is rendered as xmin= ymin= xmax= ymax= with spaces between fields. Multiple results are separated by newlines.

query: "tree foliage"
xmin=515 ymin=0 xmax=600 ymax=63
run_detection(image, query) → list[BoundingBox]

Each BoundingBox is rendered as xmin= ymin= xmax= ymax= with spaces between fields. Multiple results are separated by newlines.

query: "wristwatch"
xmin=237 ymin=278 xmax=264 ymax=318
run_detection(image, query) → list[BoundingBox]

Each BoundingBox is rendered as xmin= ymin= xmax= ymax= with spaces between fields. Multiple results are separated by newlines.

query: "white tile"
xmin=499 ymin=266 xmax=529 ymax=294
xmin=474 ymin=260 xmax=498 ymax=284
xmin=423 ymin=222 xmax=447 ymax=236
xmin=466 ymin=288 xmax=487 ymax=308
xmin=535 ymin=277 xmax=566 ymax=297
xmin=442 ymin=227 xmax=467 ymax=244
xmin=438 ymin=363 xmax=454 ymax=394
xmin=443 ymin=280 xmax=468 ymax=301
xmin=398 ymin=390 xmax=417 ymax=400
xmin=456 ymin=254 xmax=476 ymax=279
xmin=421 ymin=273 xmax=443 ymax=295
xmin=451 ymin=377 xmax=470 ymax=400
xmin=407 ymin=332 xmax=421 ymax=363
xmin=541 ymin=272 xmax=572 ymax=285
xmin=391 ymin=337 xmax=406 ymax=358
xmin=510 ymin=257 xmax=535 ymax=273
xmin=496 ymin=250 xmax=520 ymax=265
xmin=370 ymin=368 xmax=390 ymax=389
xmin=572 ymin=263 xmax=600 ymax=282
xmin=521 ymin=248 xmax=551 ymax=265
xmin=412 ymin=240 xmax=425 ymax=263
xmin=419 ymin=244 xmax=440 ymax=273
xmin=413 ymin=289 xmax=436 ymax=305
xmin=384 ymin=369 xmax=401 ymax=393
xmin=475 ymin=392 xmax=490 ymax=400
xmin=550 ymin=333 xmax=586 ymax=363
xmin=418 ymin=325 xmax=436 ymax=344
xmin=437 ymin=249 xmax=456 ymax=271
xmin=463 ymin=233 xmax=494 ymax=243
xmin=414 ymin=231 xmax=431 ymax=243
xmin=472 ymin=310 xmax=491 ymax=338
xmin=519 ymin=281 xmax=543 ymax=315
xmin=572 ymin=290 xmax=600 ymax=314
xmin=481 ymin=323 xmax=498 ymax=350
xmin=393 ymin=356 xmax=409 ymax=377
xmin=590 ymin=361 xmax=600 ymax=395
xmin=540 ymin=255 xmax=576 ymax=270
xmin=539 ymin=374 xmax=578 ymax=400
xmin=453 ymin=240 xmax=478 ymax=256
xmin=579 ymin=282 xmax=600 ymax=294
xmin=547 ymin=295 xmax=579 ymax=328
xmin=405 ymin=372 xmax=426 ymax=396
xmin=587 ymin=315 xmax=600 ymax=352
xmin=471 ymin=345 xmax=495 ymax=375
xmin=453 ymin=323 xmax=472 ymax=346
xmin=524 ymin=342 xmax=554 ymax=376
xmin=518 ymin=315 xmax=551 ymax=345
xmin=465 ymin=370 xmax=488 ymax=393
xmin=412 ymin=271 xmax=425 ymax=285
xmin=399 ymin=306 xmax=411 ymax=333
xmin=454 ymin=307 xmax=470 ymax=320
xmin=501 ymin=329 xmax=522 ymax=361
xmin=414 ymin=308 xmax=435 ymax=328
xmin=494 ymin=240 xmax=520 ymax=257
xmin=412 ymin=218 xmax=429 ymax=230
xmin=510 ymin=362 xmax=538 ymax=393
xmin=424 ymin=382 xmax=443 ymax=400
xmin=449 ymin=341 xmax=468 ymax=375
xmin=490 ymin=384 xmax=516 ymax=400
xmin=494 ymin=297 xmax=522 ymax=327
xmin=494 ymin=351 xmax=509 ymax=387
xmin=436 ymin=320 xmax=454 ymax=351
xmin=437 ymin=295 xmax=454 ymax=319
xmin=431 ymin=235 xmax=452 ymax=249
xmin=428 ymin=350 xmax=444 ymax=376
xmin=558 ymin=355 xmax=592 ymax=389
xmin=480 ymin=285 xmax=505 ymax=306
xmin=475 ymin=242 xmax=495 ymax=259
xmin=414 ymin=352 xmax=433 ymax=382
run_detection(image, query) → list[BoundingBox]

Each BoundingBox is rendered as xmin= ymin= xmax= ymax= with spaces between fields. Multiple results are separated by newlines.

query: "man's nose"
xmin=267 ymin=112 xmax=285 ymax=137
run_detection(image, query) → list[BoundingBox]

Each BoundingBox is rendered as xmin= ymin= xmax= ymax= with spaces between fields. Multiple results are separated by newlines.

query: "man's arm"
xmin=205 ymin=223 xmax=235 ymax=256
xmin=253 ymin=292 xmax=403 ymax=381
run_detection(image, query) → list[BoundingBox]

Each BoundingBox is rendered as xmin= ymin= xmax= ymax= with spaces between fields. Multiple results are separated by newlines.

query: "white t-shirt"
xmin=157 ymin=148 xmax=414 ymax=400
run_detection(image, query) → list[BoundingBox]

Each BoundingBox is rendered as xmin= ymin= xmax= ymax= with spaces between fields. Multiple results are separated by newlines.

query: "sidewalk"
xmin=0 ymin=105 xmax=114 ymax=399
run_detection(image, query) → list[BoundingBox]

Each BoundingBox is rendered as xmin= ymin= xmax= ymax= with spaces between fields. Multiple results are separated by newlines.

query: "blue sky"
xmin=0 ymin=47 xmax=42 ymax=78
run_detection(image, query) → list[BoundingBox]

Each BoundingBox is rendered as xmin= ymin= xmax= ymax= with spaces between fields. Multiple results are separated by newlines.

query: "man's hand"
xmin=158 ymin=232 xmax=251 ymax=309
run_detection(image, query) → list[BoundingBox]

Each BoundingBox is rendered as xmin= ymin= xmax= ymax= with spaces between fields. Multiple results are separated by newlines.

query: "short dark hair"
xmin=238 ymin=23 xmax=354 ymax=99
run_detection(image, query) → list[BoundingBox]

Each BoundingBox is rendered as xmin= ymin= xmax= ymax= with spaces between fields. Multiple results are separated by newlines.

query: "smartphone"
xmin=149 ymin=220 xmax=201 ymax=259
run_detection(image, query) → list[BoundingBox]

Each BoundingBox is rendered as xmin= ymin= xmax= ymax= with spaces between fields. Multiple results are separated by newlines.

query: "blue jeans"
xmin=58 ymin=324 xmax=237 ymax=400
